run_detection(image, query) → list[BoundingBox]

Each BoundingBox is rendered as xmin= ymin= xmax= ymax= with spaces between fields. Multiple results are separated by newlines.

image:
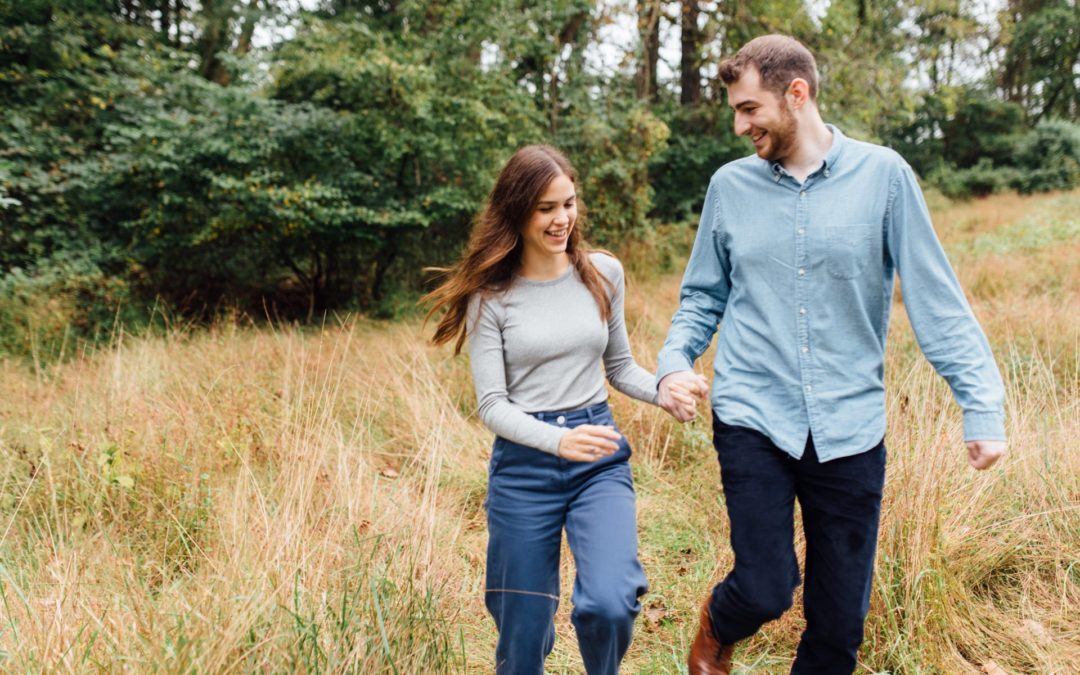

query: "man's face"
xmin=727 ymin=67 xmax=798 ymax=163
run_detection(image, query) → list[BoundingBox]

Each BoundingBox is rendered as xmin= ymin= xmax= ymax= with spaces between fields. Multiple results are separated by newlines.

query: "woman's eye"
xmin=538 ymin=207 xmax=552 ymax=213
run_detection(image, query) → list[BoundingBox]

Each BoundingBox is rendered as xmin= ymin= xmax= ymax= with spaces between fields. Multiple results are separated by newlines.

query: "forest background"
xmin=1 ymin=0 xmax=1079 ymax=350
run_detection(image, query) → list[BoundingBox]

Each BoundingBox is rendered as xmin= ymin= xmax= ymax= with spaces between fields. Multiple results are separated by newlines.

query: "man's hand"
xmin=658 ymin=371 xmax=710 ymax=423
xmin=557 ymin=425 xmax=622 ymax=462
xmin=966 ymin=440 xmax=1006 ymax=470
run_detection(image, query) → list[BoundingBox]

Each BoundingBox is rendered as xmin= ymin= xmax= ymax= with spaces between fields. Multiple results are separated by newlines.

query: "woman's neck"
xmin=519 ymin=250 xmax=571 ymax=281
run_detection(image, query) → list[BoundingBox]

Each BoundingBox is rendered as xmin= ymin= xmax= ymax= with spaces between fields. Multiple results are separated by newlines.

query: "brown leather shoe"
xmin=688 ymin=602 xmax=735 ymax=675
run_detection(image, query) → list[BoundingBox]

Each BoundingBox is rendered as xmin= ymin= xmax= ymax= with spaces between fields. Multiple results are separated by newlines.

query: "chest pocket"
xmin=825 ymin=223 xmax=877 ymax=279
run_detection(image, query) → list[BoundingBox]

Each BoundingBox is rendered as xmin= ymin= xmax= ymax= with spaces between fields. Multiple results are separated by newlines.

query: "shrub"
xmin=556 ymin=101 xmax=671 ymax=245
xmin=1012 ymin=118 xmax=1080 ymax=193
xmin=0 ymin=250 xmax=142 ymax=359
xmin=928 ymin=159 xmax=1022 ymax=199
xmin=648 ymin=103 xmax=743 ymax=224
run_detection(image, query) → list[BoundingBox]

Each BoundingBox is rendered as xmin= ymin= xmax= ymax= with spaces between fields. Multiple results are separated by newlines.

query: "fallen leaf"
xmin=981 ymin=660 xmax=1008 ymax=675
xmin=643 ymin=606 xmax=667 ymax=626
xmin=1022 ymin=619 xmax=1050 ymax=645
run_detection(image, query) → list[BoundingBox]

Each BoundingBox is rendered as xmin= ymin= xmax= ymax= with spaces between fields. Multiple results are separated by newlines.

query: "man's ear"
xmin=787 ymin=78 xmax=811 ymax=110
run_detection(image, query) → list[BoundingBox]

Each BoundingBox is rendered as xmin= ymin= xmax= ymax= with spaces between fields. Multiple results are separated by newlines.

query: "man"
xmin=655 ymin=35 xmax=1007 ymax=674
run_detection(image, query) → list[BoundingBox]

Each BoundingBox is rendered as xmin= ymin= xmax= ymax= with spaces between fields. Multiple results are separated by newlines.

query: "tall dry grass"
xmin=0 ymin=190 xmax=1077 ymax=673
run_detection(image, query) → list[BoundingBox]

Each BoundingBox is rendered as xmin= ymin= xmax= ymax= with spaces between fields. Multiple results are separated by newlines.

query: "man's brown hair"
xmin=718 ymin=34 xmax=818 ymax=101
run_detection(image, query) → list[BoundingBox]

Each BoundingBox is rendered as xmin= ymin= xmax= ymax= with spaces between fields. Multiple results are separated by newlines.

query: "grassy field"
xmin=1 ymin=190 xmax=1077 ymax=673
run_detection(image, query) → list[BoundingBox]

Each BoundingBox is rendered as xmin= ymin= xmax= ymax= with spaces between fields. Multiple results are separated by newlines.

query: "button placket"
xmin=795 ymin=187 xmax=814 ymax=399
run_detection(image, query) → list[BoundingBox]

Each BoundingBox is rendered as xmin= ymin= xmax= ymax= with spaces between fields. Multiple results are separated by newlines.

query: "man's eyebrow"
xmin=733 ymin=100 xmax=759 ymax=111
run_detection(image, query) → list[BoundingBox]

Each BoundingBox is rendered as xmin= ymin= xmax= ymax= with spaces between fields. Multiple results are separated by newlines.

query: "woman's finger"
xmin=565 ymin=447 xmax=603 ymax=462
xmin=579 ymin=424 xmax=621 ymax=440
xmin=578 ymin=434 xmax=618 ymax=453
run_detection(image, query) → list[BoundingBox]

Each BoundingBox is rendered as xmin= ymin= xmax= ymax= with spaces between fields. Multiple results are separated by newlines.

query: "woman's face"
xmin=520 ymin=172 xmax=577 ymax=262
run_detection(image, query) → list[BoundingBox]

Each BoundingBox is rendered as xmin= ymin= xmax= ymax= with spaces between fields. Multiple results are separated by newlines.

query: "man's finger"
xmin=670 ymin=390 xmax=697 ymax=405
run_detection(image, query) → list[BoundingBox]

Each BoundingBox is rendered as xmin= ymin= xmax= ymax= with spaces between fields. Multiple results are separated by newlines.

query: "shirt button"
xmin=799 ymin=307 xmax=807 ymax=315
xmin=824 ymin=169 xmax=831 ymax=177
xmin=800 ymin=191 xmax=806 ymax=197
xmin=798 ymin=268 xmax=805 ymax=276
xmin=802 ymin=347 xmax=809 ymax=353
xmin=798 ymin=228 xmax=805 ymax=235
xmin=805 ymin=384 xmax=812 ymax=392
xmin=556 ymin=415 xmax=566 ymax=425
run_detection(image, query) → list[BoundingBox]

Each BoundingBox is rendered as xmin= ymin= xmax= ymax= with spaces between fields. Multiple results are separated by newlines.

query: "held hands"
xmin=557 ymin=425 xmax=622 ymax=462
xmin=966 ymin=440 xmax=1006 ymax=470
xmin=658 ymin=370 xmax=710 ymax=423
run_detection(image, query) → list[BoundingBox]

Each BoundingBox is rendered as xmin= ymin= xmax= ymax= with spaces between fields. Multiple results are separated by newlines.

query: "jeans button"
xmin=556 ymin=415 xmax=566 ymax=425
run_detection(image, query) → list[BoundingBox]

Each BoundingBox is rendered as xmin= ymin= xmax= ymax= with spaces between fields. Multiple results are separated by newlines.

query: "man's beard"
xmin=759 ymin=100 xmax=799 ymax=162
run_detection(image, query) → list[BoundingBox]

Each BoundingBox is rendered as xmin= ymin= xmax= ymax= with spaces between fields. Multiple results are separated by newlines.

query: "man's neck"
xmin=783 ymin=118 xmax=833 ymax=183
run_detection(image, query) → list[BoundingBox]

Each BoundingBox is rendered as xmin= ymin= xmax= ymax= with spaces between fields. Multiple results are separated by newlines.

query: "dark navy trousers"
xmin=708 ymin=414 xmax=887 ymax=674
xmin=484 ymin=401 xmax=649 ymax=675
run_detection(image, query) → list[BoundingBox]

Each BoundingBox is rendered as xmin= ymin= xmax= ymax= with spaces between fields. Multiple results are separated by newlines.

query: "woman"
xmin=426 ymin=145 xmax=703 ymax=674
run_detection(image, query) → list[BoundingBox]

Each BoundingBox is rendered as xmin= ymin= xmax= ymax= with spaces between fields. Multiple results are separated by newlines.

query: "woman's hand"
xmin=658 ymin=371 xmax=710 ymax=422
xmin=557 ymin=425 xmax=622 ymax=462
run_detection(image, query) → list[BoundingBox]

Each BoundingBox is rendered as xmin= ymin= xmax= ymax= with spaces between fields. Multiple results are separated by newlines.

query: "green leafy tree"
xmin=998 ymin=0 xmax=1080 ymax=121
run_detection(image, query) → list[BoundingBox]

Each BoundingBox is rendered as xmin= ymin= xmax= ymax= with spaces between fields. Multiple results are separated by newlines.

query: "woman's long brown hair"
xmin=424 ymin=145 xmax=613 ymax=354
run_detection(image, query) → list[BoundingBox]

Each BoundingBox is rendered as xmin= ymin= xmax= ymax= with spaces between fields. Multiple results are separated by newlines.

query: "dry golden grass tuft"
xmin=1 ymin=190 xmax=1077 ymax=673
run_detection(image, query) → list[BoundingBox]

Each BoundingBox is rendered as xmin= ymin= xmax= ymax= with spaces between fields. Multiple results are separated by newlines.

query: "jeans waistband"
xmin=529 ymin=400 xmax=610 ymax=424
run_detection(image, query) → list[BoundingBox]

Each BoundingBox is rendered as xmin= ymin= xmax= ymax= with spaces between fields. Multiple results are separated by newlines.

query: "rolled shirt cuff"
xmin=963 ymin=410 xmax=1006 ymax=442
xmin=655 ymin=351 xmax=696 ymax=387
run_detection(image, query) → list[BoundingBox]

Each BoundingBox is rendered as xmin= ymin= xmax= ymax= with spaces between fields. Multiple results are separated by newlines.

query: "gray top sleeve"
xmin=598 ymin=256 xmax=660 ymax=405
xmin=466 ymin=295 xmax=569 ymax=454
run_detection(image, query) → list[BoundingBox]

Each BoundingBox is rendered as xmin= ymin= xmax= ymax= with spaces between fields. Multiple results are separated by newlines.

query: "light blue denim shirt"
xmin=657 ymin=126 xmax=1006 ymax=462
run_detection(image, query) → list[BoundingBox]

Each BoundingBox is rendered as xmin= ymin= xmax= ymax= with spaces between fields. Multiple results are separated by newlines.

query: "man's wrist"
xmin=962 ymin=411 xmax=1006 ymax=443
xmin=656 ymin=353 xmax=694 ymax=386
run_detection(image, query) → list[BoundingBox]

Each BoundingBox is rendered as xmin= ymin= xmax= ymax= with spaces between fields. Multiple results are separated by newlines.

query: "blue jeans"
xmin=708 ymin=414 xmax=886 ymax=674
xmin=484 ymin=401 xmax=649 ymax=675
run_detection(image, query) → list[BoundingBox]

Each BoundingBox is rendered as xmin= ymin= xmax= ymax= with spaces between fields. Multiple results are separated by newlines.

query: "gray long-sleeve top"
xmin=466 ymin=252 xmax=659 ymax=454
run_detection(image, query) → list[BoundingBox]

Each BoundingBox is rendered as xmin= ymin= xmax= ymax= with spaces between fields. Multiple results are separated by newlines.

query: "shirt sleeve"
xmin=597 ymin=256 xmax=660 ymax=405
xmin=886 ymin=162 xmax=1006 ymax=441
xmin=467 ymin=294 xmax=568 ymax=454
xmin=656 ymin=175 xmax=731 ymax=383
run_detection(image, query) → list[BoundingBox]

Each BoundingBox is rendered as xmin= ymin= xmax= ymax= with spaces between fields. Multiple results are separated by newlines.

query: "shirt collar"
xmin=768 ymin=123 xmax=846 ymax=181
xmin=822 ymin=123 xmax=845 ymax=174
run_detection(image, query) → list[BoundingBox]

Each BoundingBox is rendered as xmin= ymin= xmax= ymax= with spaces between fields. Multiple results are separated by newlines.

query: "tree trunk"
xmin=549 ymin=11 xmax=588 ymax=133
xmin=680 ymin=0 xmax=701 ymax=105
xmin=174 ymin=1 xmax=185 ymax=45
xmin=234 ymin=0 xmax=260 ymax=57
xmin=636 ymin=0 xmax=661 ymax=101
xmin=160 ymin=0 xmax=171 ymax=42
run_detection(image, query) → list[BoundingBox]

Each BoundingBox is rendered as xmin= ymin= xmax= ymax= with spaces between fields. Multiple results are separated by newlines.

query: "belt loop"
xmin=586 ymin=403 xmax=599 ymax=424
